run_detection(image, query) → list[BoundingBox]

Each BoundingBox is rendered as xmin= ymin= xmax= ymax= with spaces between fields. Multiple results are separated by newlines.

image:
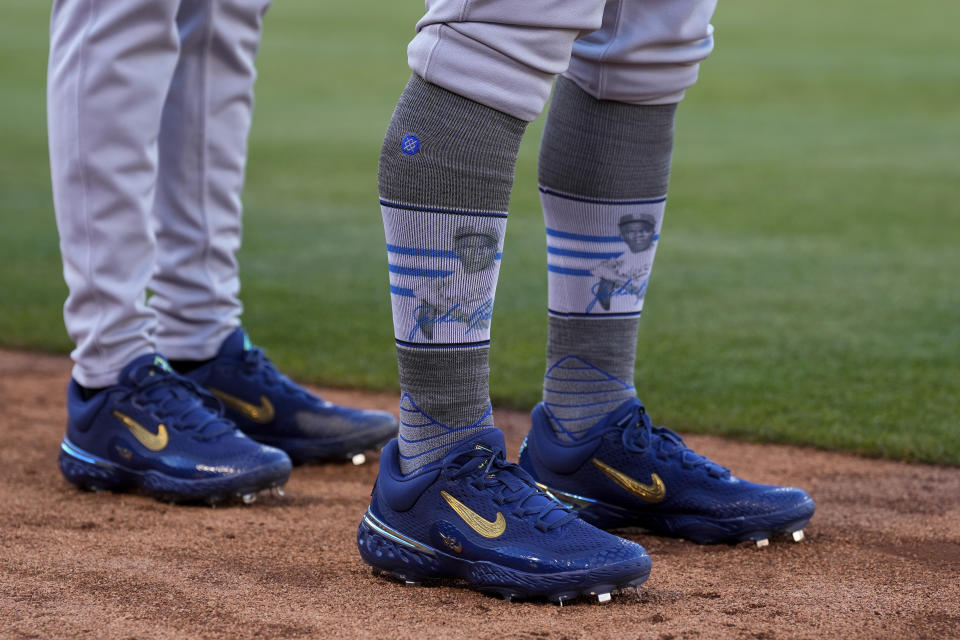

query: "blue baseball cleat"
xmin=357 ymin=429 xmax=652 ymax=604
xmin=58 ymin=354 xmax=292 ymax=504
xmin=183 ymin=329 xmax=398 ymax=465
xmin=519 ymin=398 xmax=815 ymax=545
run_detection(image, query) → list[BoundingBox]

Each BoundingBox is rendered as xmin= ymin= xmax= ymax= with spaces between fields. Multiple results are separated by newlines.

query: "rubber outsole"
xmin=58 ymin=439 xmax=290 ymax=505
xmin=356 ymin=511 xmax=651 ymax=604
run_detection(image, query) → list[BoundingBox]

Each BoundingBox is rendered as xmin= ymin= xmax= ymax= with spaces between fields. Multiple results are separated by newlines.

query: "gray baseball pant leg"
xmin=150 ymin=0 xmax=272 ymax=361
xmin=567 ymin=0 xmax=718 ymax=104
xmin=48 ymin=0 xmax=182 ymax=387
xmin=48 ymin=0 xmax=270 ymax=386
xmin=408 ymin=0 xmax=717 ymax=121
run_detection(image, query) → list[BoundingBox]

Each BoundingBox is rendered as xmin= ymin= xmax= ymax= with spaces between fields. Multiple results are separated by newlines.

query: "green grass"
xmin=1 ymin=0 xmax=958 ymax=464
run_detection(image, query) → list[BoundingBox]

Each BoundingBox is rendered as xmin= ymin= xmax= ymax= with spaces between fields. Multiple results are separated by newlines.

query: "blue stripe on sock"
xmin=547 ymin=265 xmax=593 ymax=277
xmin=544 ymin=398 xmax=629 ymax=409
xmin=549 ymin=355 xmax=619 ymax=377
xmin=542 ymin=405 xmax=579 ymax=441
xmin=539 ymin=186 xmax=667 ymax=206
xmin=543 ymin=386 xmax=635 ymax=395
xmin=397 ymin=426 xmax=497 ymax=461
xmin=547 ymin=246 xmax=623 ymax=260
xmin=553 ymin=409 xmax=620 ymax=424
xmin=399 ymin=424 xmax=487 ymax=444
xmin=544 ymin=375 xmax=624 ymax=383
xmin=387 ymin=244 xmax=457 ymax=259
xmin=388 ymin=264 xmax=454 ymax=278
xmin=389 ymin=285 xmax=416 ymax=297
xmin=546 ymin=228 xmax=622 ymax=243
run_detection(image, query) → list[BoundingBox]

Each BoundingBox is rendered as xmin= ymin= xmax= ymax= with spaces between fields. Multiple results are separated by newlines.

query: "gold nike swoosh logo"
xmin=592 ymin=458 xmax=666 ymax=503
xmin=441 ymin=490 xmax=506 ymax=538
xmin=208 ymin=388 xmax=275 ymax=424
xmin=113 ymin=410 xmax=168 ymax=451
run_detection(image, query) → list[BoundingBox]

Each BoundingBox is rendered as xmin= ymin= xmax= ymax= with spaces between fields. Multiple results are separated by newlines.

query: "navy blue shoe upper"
xmin=64 ymin=353 xmax=290 ymax=480
xmin=369 ymin=429 xmax=649 ymax=574
xmin=183 ymin=329 xmax=397 ymax=459
xmin=521 ymin=398 xmax=814 ymax=527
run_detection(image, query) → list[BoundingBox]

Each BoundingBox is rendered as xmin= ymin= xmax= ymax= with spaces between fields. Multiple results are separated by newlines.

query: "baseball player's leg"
xmin=48 ymin=0 xmax=182 ymax=389
xmin=149 ymin=0 xmax=270 ymax=361
xmin=538 ymin=0 xmax=717 ymax=442
xmin=387 ymin=0 xmax=607 ymax=474
xmin=379 ymin=74 xmax=523 ymax=475
xmin=519 ymin=0 xmax=814 ymax=544
xmin=358 ymin=0 xmax=652 ymax=602
xmin=48 ymin=0 xmax=291 ymax=502
xmin=144 ymin=0 xmax=396 ymax=463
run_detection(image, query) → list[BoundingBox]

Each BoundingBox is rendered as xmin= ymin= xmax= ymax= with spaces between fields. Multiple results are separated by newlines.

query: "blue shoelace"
xmin=620 ymin=405 xmax=730 ymax=479
xmin=240 ymin=346 xmax=315 ymax=402
xmin=124 ymin=363 xmax=234 ymax=440
xmin=445 ymin=445 xmax=577 ymax=532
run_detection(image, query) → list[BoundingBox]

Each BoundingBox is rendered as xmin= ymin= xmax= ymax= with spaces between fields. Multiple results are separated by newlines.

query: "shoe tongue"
xmin=445 ymin=428 xmax=507 ymax=467
xmin=613 ymin=397 xmax=645 ymax=425
xmin=450 ymin=429 xmax=572 ymax=526
xmin=217 ymin=327 xmax=251 ymax=359
xmin=119 ymin=353 xmax=176 ymax=387
xmin=465 ymin=428 xmax=507 ymax=456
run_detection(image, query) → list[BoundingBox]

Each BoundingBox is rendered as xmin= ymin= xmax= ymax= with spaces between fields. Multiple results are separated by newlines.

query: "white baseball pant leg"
xmin=150 ymin=0 xmax=271 ymax=361
xmin=408 ymin=0 xmax=717 ymax=121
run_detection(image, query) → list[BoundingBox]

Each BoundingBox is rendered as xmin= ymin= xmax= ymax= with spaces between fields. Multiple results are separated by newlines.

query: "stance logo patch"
xmin=113 ymin=410 xmax=168 ymax=451
xmin=209 ymin=388 xmax=275 ymax=424
xmin=401 ymin=134 xmax=421 ymax=155
xmin=441 ymin=490 xmax=506 ymax=539
xmin=592 ymin=458 xmax=666 ymax=503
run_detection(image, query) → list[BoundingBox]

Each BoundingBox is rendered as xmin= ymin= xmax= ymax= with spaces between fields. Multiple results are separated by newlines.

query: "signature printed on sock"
xmin=409 ymin=299 xmax=494 ymax=341
xmin=585 ymin=278 xmax=648 ymax=313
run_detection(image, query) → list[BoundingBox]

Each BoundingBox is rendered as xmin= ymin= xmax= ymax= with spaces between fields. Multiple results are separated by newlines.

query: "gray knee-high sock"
xmin=379 ymin=75 xmax=526 ymax=474
xmin=539 ymin=76 xmax=676 ymax=441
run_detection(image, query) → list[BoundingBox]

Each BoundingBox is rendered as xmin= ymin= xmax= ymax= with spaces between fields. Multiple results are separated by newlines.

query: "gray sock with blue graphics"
xmin=379 ymin=75 xmax=526 ymax=474
xmin=539 ymin=76 xmax=676 ymax=441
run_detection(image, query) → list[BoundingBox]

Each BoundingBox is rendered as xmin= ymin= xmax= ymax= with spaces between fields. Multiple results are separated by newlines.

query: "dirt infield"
xmin=1 ymin=349 xmax=958 ymax=640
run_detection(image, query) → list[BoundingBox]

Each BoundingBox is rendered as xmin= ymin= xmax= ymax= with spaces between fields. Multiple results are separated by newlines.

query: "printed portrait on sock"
xmin=383 ymin=207 xmax=506 ymax=345
xmin=588 ymin=213 xmax=659 ymax=312
xmin=410 ymin=225 xmax=501 ymax=341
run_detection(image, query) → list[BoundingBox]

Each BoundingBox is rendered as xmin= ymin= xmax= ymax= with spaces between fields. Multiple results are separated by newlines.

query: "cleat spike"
xmin=597 ymin=592 xmax=612 ymax=604
xmin=271 ymin=486 xmax=285 ymax=498
xmin=241 ymin=493 xmax=256 ymax=505
xmin=755 ymin=538 xmax=769 ymax=548
xmin=792 ymin=529 xmax=805 ymax=542
xmin=351 ymin=453 xmax=366 ymax=466
xmin=404 ymin=580 xmax=420 ymax=586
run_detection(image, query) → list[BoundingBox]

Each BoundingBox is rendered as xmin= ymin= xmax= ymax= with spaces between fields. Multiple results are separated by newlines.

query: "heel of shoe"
xmin=356 ymin=511 xmax=443 ymax=583
xmin=58 ymin=439 xmax=132 ymax=492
